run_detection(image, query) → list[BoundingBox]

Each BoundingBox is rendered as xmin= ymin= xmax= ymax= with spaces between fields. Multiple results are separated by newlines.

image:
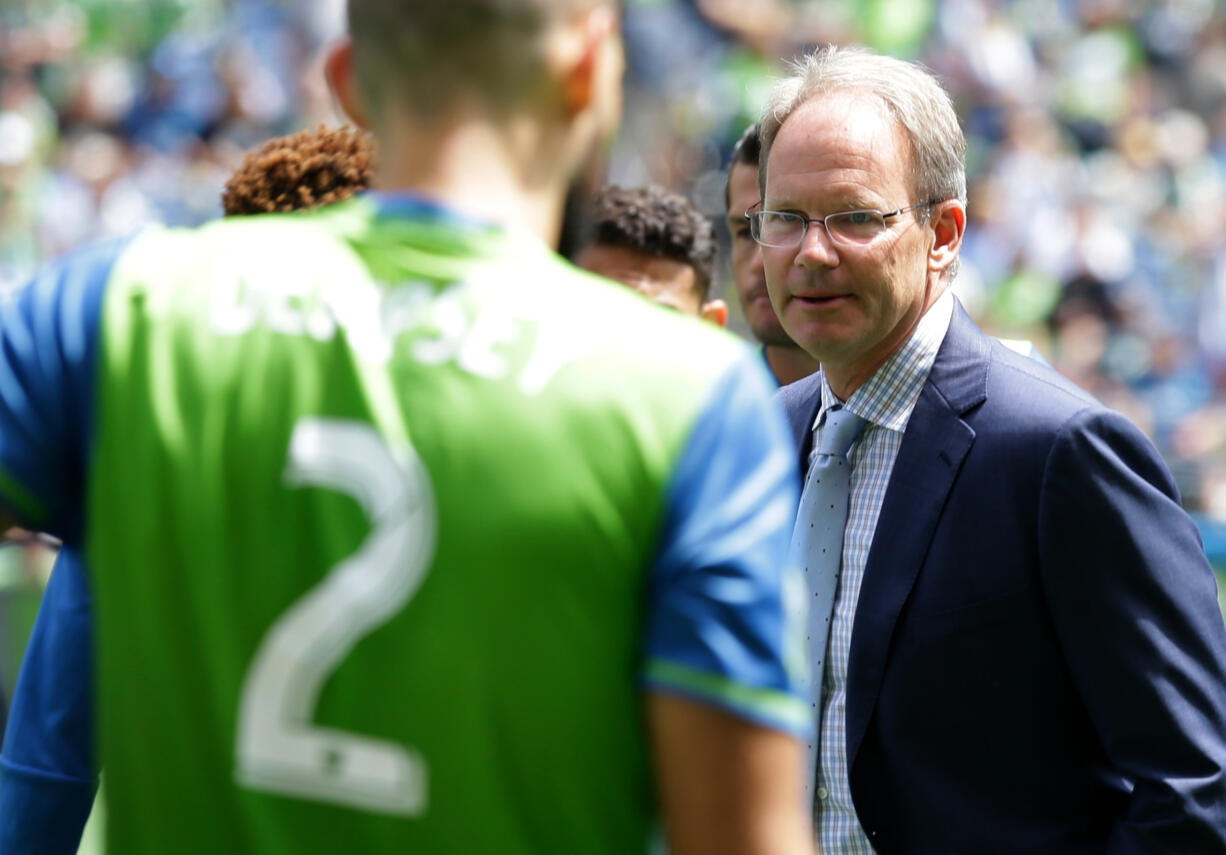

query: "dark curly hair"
xmin=221 ymin=125 xmax=375 ymax=216
xmin=588 ymin=184 xmax=718 ymax=300
xmin=723 ymin=122 xmax=760 ymax=211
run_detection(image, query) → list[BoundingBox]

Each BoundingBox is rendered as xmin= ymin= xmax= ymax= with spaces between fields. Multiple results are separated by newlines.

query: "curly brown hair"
xmin=588 ymin=184 xmax=718 ymax=300
xmin=221 ymin=125 xmax=376 ymax=216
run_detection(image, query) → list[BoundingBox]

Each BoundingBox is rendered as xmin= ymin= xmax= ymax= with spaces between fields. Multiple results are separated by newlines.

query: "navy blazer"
xmin=779 ymin=301 xmax=1226 ymax=853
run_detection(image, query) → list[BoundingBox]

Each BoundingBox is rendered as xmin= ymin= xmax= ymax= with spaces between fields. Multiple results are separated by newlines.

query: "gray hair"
xmin=758 ymin=45 xmax=967 ymax=214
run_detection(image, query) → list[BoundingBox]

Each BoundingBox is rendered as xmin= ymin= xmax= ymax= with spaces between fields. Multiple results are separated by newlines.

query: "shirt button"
xmin=816 ymin=786 xmax=829 ymax=800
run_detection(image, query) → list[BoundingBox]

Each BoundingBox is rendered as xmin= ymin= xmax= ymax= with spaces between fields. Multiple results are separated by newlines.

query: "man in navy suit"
xmin=755 ymin=45 xmax=1226 ymax=853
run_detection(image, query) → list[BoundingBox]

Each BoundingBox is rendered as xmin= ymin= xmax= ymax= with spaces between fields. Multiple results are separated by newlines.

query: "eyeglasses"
xmin=747 ymin=202 xmax=934 ymax=249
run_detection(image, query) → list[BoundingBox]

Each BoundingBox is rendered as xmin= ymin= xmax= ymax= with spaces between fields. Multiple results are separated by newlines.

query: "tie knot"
xmin=816 ymin=406 xmax=866 ymax=457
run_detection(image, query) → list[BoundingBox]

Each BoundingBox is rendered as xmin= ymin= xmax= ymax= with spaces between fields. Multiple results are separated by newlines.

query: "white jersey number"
xmin=235 ymin=418 xmax=436 ymax=815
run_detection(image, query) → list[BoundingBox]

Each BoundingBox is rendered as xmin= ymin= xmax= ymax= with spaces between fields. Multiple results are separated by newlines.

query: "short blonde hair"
xmin=347 ymin=0 xmax=603 ymax=120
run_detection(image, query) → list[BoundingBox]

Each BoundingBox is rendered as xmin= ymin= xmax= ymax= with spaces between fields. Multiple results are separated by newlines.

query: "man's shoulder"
xmin=145 ymin=202 xmax=362 ymax=263
xmin=981 ymin=337 xmax=1102 ymax=423
xmin=943 ymin=322 xmax=1151 ymax=470
xmin=937 ymin=304 xmax=1103 ymax=426
xmin=95 ymin=206 xmax=354 ymax=298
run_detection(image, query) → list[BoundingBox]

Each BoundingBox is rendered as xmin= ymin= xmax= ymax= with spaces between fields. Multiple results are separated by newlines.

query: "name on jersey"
xmin=209 ymin=272 xmax=585 ymax=396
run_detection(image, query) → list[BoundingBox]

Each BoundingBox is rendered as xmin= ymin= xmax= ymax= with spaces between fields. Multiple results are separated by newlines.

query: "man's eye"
xmin=847 ymin=211 xmax=875 ymax=225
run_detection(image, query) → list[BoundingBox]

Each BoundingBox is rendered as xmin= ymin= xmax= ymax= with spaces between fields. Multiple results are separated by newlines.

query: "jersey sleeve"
xmin=0 ymin=238 xmax=122 ymax=543
xmin=0 ymin=549 xmax=98 ymax=855
xmin=642 ymin=351 xmax=811 ymax=737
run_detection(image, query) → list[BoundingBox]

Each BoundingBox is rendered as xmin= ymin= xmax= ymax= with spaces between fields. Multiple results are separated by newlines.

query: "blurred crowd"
xmin=0 ymin=0 xmax=343 ymax=286
xmin=4 ymin=0 xmax=1226 ymax=526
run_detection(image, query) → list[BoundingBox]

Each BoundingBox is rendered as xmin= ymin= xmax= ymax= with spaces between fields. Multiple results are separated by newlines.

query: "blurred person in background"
xmin=221 ymin=123 xmax=375 ymax=216
xmin=576 ymin=183 xmax=728 ymax=323
xmin=0 ymin=122 xmax=378 ymax=855
xmin=725 ymin=123 xmax=819 ymax=386
xmin=763 ymin=44 xmax=1226 ymax=853
xmin=0 ymin=3 xmax=817 ymax=855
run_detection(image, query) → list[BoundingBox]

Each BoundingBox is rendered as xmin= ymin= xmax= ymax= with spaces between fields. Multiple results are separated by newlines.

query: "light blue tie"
xmin=790 ymin=404 xmax=866 ymax=786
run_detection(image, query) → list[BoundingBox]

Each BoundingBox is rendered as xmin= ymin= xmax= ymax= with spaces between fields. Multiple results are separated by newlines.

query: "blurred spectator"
xmin=722 ymin=122 xmax=819 ymax=385
xmin=221 ymin=123 xmax=373 ymax=215
xmin=576 ymin=183 xmax=728 ymax=324
xmin=0 ymin=0 xmax=340 ymax=291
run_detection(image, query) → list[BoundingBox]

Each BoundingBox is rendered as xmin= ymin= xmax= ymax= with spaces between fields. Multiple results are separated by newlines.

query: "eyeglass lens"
xmin=753 ymin=211 xmax=889 ymax=248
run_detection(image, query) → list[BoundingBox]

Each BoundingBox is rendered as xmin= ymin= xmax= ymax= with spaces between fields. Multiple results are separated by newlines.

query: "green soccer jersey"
xmin=0 ymin=194 xmax=808 ymax=853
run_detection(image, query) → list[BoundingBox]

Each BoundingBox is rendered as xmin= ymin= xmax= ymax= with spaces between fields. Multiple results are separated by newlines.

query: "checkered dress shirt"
xmin=811 ymin=291 xmax=953 ymax=854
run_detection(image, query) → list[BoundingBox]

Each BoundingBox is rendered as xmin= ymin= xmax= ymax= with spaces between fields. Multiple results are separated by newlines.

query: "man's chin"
xmin=747 ymin=313 xmax=801 ymax=349
xmin=756 ymin=329 xmax=805 ymax=349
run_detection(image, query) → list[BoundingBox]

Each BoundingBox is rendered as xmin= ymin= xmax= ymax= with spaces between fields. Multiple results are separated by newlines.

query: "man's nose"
xmin=795 ymin=221 xmax=839 ymax=269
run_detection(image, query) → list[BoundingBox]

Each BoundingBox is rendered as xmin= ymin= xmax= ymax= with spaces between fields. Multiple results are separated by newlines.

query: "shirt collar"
xmin=815 ymin=288 xmax=954 ymax=434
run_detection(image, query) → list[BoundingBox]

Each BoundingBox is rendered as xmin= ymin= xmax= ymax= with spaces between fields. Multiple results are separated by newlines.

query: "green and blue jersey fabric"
xmin=0 ymin=194 xmax=808 ymax=854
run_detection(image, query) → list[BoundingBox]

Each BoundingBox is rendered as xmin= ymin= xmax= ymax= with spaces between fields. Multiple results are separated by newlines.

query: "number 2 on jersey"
xmin=235 ymin=418 xmax=437 ymax=815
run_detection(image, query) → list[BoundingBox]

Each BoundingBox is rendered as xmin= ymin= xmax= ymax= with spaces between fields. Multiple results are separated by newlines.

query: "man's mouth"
xmin=795 ymin=293 xmax=851 ymax=307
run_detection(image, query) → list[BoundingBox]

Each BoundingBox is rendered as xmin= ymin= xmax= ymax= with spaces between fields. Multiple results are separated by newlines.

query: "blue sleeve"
xmin=0 ymin=238 xmax=123 ymax=543
xmin=642 ymin=351 xmax=811 ymax=737
xmin=0 ymin=548 xmax=97 ymax=855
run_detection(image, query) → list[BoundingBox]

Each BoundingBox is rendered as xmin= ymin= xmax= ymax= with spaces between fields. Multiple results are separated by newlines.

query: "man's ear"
xmin=700 ymin=298 xmax=729 ymax=327
xmin=554 ymin=4 xmax=620 ymax=118
xmin=928 ymin=200 xmax=966 ymax=277
xmin=324 ymin=38 xmax=373 ymax=130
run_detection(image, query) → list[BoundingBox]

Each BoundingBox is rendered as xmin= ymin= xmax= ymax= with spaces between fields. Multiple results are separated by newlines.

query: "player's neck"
xmin=373 ymin=115 xmax=568 ymax=249
xmin=765 ymin=344 xmax=820 ymax=387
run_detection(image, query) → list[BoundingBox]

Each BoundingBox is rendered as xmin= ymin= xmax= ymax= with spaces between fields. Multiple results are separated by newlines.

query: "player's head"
xmin=341 ymin=1 xmax=618 ymax=118
xmin=576 ymin=184 xmax=727 ymax=324
xmin=325 ymin=1 xmax=623 ymax=255
xmin=724 ymin=122 xmax=794 ymax=347
xmin=221 ymin=125 xmax=375 ymax=216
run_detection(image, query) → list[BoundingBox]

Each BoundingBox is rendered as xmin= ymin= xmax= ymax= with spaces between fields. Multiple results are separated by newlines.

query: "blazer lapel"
xmin=777 ymin=370 xmax=824 ymax=477
xmin=844 ymin=302 xmax=989 ymax=768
